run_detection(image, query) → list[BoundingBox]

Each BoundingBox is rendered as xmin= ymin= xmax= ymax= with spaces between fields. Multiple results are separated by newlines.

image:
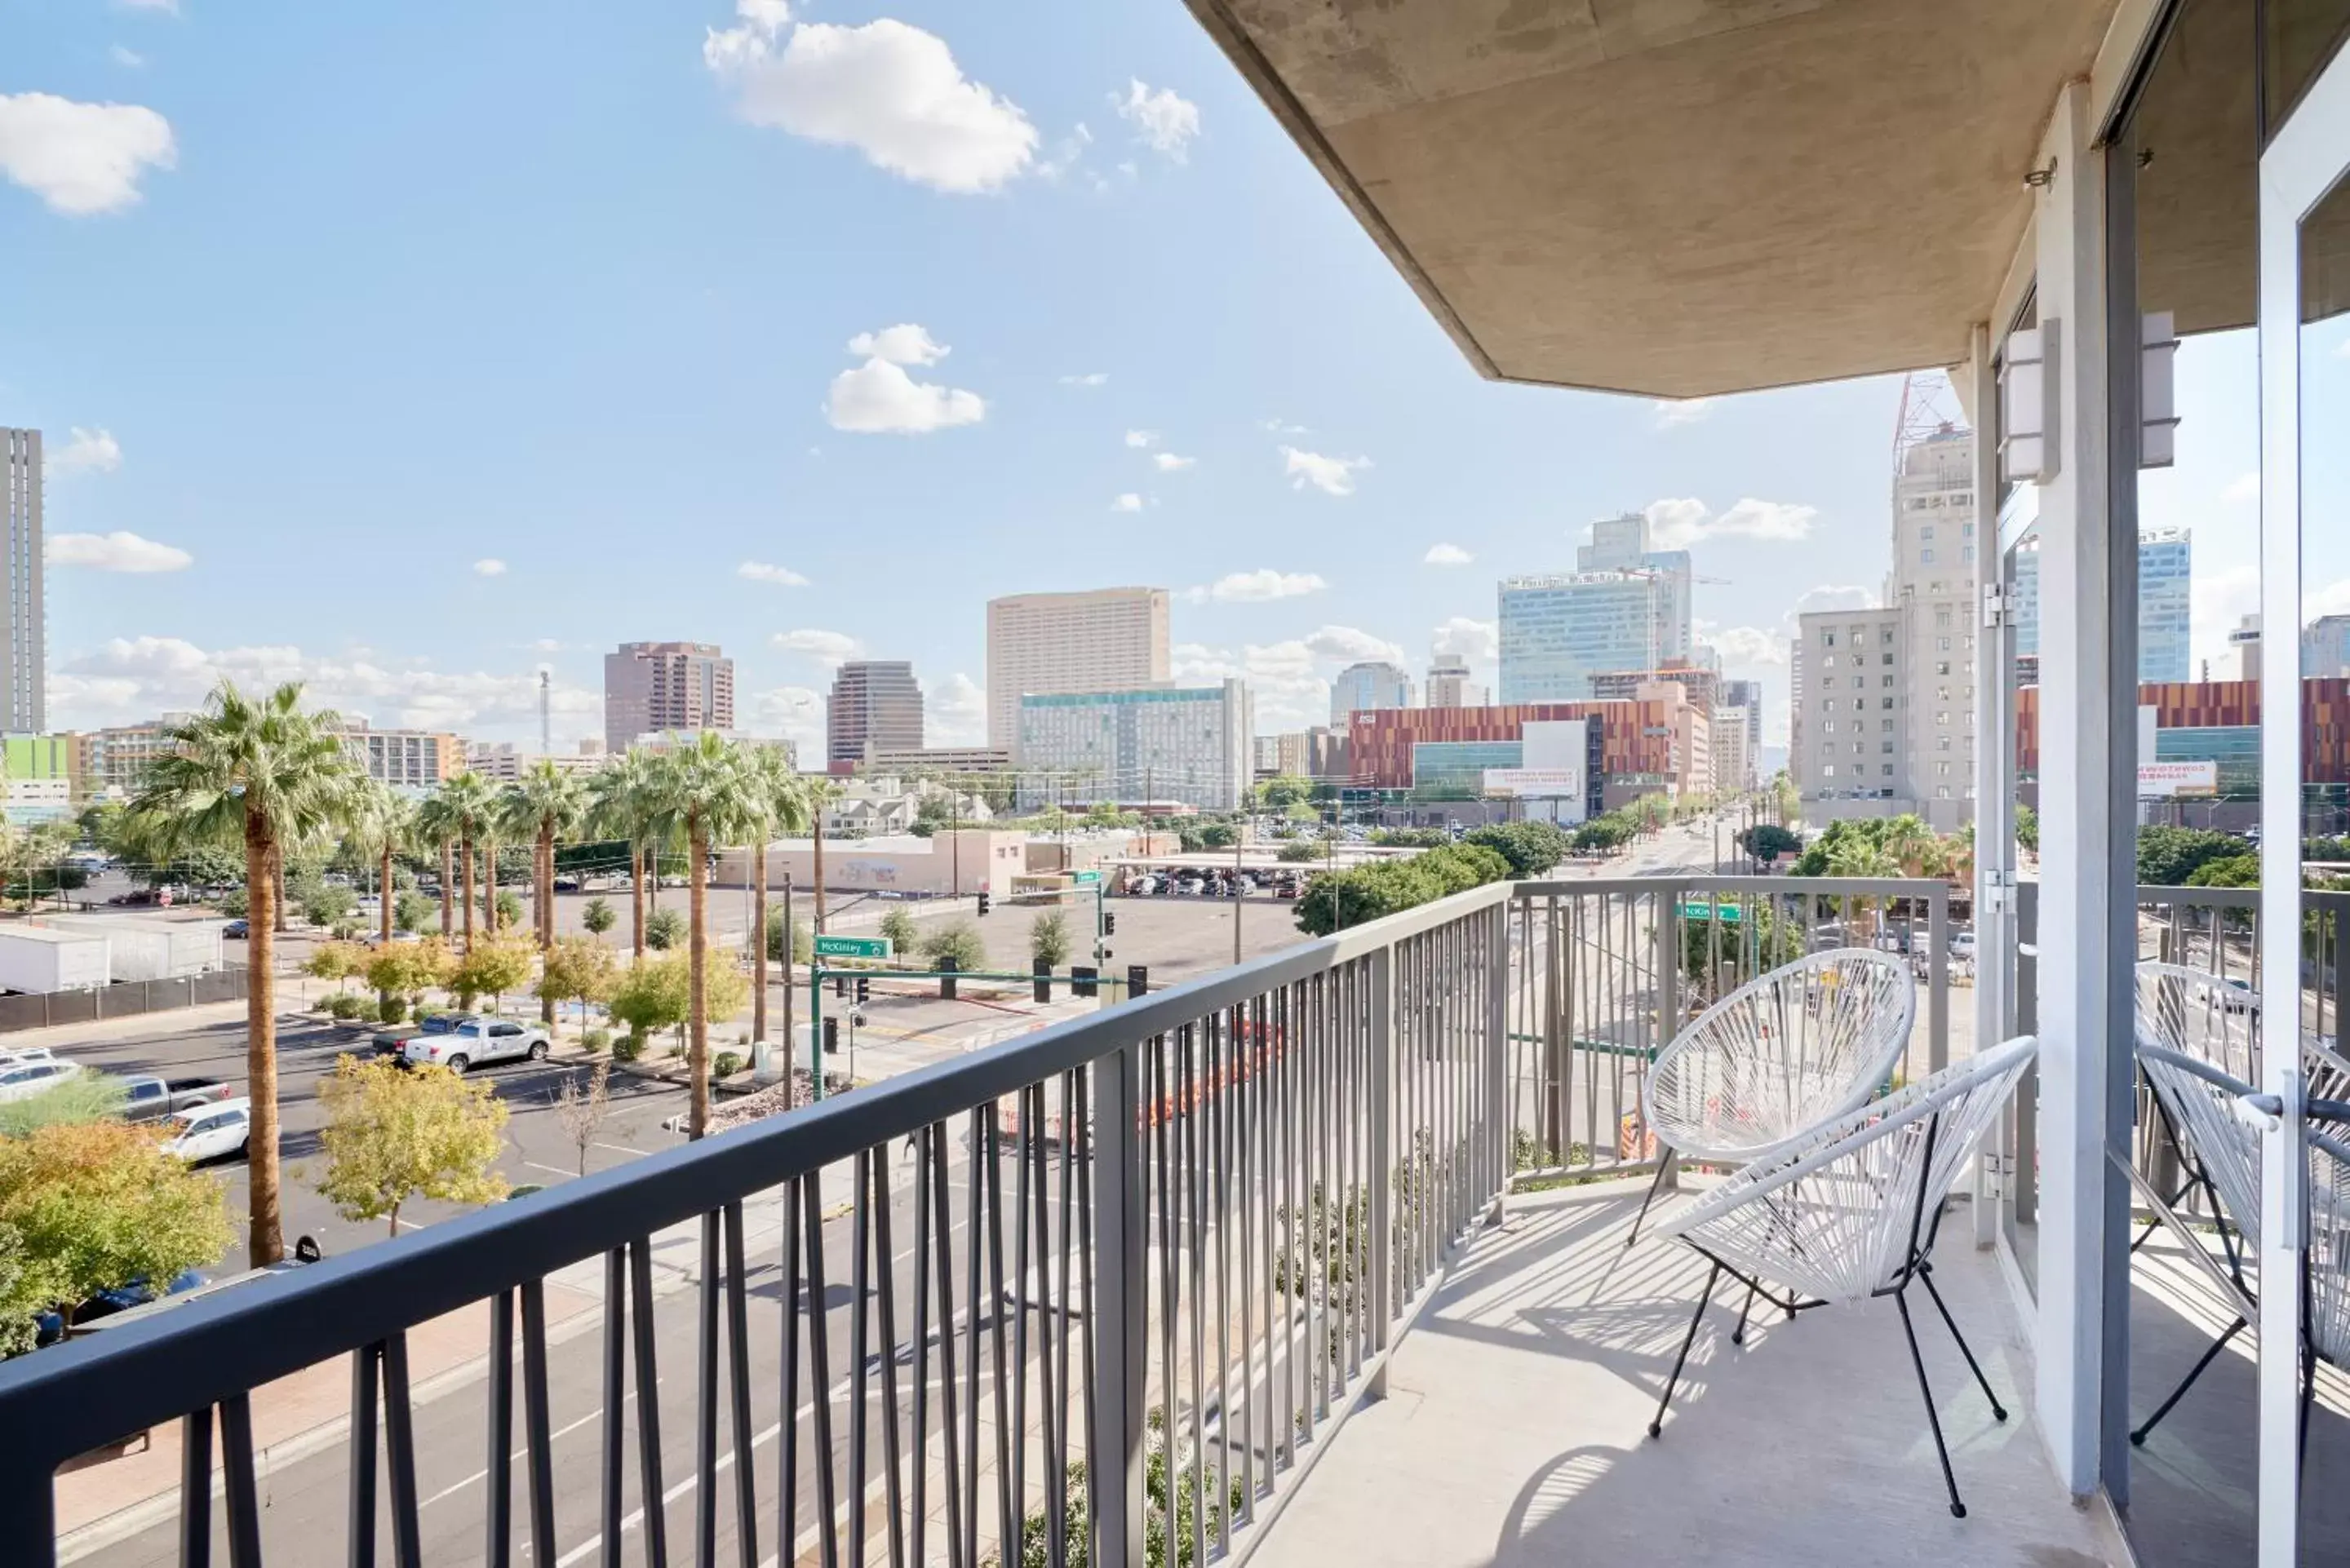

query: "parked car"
xmin=2219 ymin=976 xmax=2259 ymax=1013
xmin=35 ymin=1268 xmax=207 ymax=1347
xmin=0 ymin=1058 xmax=82 ymax=1103
xmin=401 ymin=1017 xmax=551 ymax=1074
xmin=115 ymin=1074 xmax=234 ymax=1124
xmin=222 ymin=919 xmax=250 ymax=939
xmin=0 ymin=1044 xmax=56 ymax=1071
xmin=373 ymin=1012 xmax=475 ymax=1060
xmin=161 ymin=1097 xmax=251 ymax=1163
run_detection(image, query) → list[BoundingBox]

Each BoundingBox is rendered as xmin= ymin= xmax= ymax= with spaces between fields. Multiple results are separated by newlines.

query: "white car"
xmin=0 ymin=1058 xmax=82 ymax=1103
xmin=162 ymin=1098 xmax=251 ymax=1163
xmin=403 ymin=1018 xmax=551 ymax=1074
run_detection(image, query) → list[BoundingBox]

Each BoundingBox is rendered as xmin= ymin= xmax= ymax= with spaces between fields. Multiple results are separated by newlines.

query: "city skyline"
xmin=2 ymin=3 xmax=2298 ymax=764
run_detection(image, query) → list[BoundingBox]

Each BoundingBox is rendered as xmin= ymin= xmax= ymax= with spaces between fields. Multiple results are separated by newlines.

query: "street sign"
xmin=814 ymin=934 xmax=892 ymax=960
xmin=1678 ymin=901 xmax=1743 ymax=924
xmin=1071 ymin=870 xmax=1102 ymax=887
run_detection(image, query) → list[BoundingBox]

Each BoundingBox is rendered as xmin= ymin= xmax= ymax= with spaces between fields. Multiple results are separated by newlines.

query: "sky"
xmin=5 ymin=0 xmax=2339 ymax=765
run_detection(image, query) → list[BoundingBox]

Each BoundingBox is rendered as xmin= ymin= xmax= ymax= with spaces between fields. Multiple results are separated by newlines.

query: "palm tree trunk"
xmin=781 ymin=879 xmax=795 ymax=1107
xmin=380 ymin=845 xmax=395 ymax=946
xmin=687 ymin=817 xmax=710 ymax=1140
xmin=440 ymin=843 xmax=454 ymax=938
xmin=484 ymin=842 xmax=498 ymax=933
xmin=752 ymin=823 xmax=769 ymax=1045
xmin=273 ymin=855 xmax=290 ymax=934
xmin=539 ymin=826 xmax=556 ymax=1025
xmin=244 ymin=817 xmax=286 ymax=1266
xmin=631 ymin=844 xmax=646 ymax=959
xmin=813 ymin=820 xmax=826 ymax=934
xmin=460 ymin=835 xmax=477 ymax=952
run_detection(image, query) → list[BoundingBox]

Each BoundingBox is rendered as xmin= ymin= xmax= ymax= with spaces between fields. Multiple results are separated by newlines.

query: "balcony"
xmin=0 ymin=873 xmax=2143 ymax=1568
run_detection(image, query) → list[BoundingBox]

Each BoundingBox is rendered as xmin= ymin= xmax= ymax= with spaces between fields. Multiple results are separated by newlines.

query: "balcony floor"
xmin=1251 ymin=1176 xmax=2126 ymax=1568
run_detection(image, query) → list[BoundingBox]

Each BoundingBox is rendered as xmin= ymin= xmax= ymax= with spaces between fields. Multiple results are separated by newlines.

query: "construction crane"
xmin=1616 ymin=564 xmax=1736 ymax=673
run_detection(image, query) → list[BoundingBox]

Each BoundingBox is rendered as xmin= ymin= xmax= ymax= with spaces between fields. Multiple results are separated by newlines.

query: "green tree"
xmin=494 ymin=888 xmax=525 ymax=931
xmin=743 ymin=746 xmax=811 ymax=1052
xmin=412 ymin=787 xmax=463 ymax=941
xmin=344 ymin=782 xmax=416 ymax=947
xmin=2136 ymin=826 xmax=2243 ymax=887
xmin=124 ymin=680 xmax=361 ymax=1265
xmin=645 ymin=906 xmax=684 ymax=950
xmin=645 ymin=733 xmax=765 ymax=1137
xmin=537 ymin=936 xmax=619 ymax=1028
xmin=301 ymin=882 xmax=359 ymax=928
xmin=920 ymin=919 xmax=988 ymax=972
xmin=0 ymin=1119 xmax=233 ymax=1335
xmin=0 ymin=1225 xmax=42 ymax=1358
xmin=1463 ymin=822 xmax=1572 ymax=878
xmin=606 ymin=950 xmax=749 ymax=1055
xmin=767 ymin=910 xmax=813 ymax=964
xmin=365 ymin=937 xmax=456 ymax=1012
xmin=451 ymin=938 xmax=535 ymax=1012
xmin=424 ymin=772 xmax=499 ymax=954
xmin=1292 ymin=844 xmax=1511 ymax=937
xmin=2015 ymin=803 xmax=2040 ymax=853
xmin=582 ymin=896 xmax=617 ymax=939
xmin=880 ymin=906 xmax=920 ymax=954
xmin=1737 ymin=823 xmax=1804 ymax=866
xmin=303 ymin=940 xmax=369 ymax=986
xmin=393 ymin=888 xmax=436 ymax=933
xmin=504 ymin=761 xmax=589 ymax=994
xmin=589 ymin=749 xmax=667 ymax=960
xmin=316 ymin=1056 xmax=509 ymax=1238
xmin=1030 ymin=908 xmax=1071 ymax=967
xmin=1257 ymin=773 xmax=1315 ymax=810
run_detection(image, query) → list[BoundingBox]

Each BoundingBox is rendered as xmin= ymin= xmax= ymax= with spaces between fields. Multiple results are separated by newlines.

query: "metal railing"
xmin=1502 ymin=875 xmax=1953 ymax=1182
xmin=0 ymin=880 xmax=1514 ymax=1568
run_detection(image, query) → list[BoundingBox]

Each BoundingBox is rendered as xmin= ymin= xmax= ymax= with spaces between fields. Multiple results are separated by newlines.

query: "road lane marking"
xmin=419 ymin=1385 xmax=649 ymax=1509
xmin=521 ymin=1161 xmax=577 ymax=1179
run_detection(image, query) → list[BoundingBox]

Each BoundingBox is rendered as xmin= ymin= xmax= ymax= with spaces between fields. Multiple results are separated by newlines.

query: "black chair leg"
xmin=1895 ymin=1286 xmax=1967 ymax=1519
xmin=2131 ymin=1316 xmax=2246 ymax=1446
xmin=1731 ymin=1280 xmax=1758 ymax=1347
xmin=1625 ymin=1154 xmax=1675 ymax=1249
xmin=1918 ymin=1266 xmax=2006 ymax=1421
xmin=1650 ymin=1260 xmax=1718 ymax=1438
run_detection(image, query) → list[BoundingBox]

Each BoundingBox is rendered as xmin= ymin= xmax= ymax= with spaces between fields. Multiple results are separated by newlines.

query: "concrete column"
xmin=2028 ymin=78 xmax=2120 ymax=1501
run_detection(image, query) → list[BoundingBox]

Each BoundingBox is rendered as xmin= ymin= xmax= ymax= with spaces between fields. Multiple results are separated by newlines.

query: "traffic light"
xmin=1103 ymin=911 xmax=1117 ymax=937
xmin=855 ymin=976 xmax=871 ymax=1005
xmin=977 ymin=891 xmax=992 ymax=916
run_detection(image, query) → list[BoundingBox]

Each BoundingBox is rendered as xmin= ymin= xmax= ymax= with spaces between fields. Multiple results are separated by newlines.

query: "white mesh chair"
xmin=1625 ymin=947 xmax=1916 ymax=1247
xmin=2304 ymin=1114 xmax=2350 ymax=1457
xmin=1647 ymin=1034 xmax=2037 ymax=1519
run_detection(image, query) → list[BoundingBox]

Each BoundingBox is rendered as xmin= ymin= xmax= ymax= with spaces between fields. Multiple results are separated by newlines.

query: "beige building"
xmin=1888 ymin=427 xmax=1979 ymax=831
xmin=1424 ymin=654 xmax=1487 ymax=710
xmin=984 ymin=588 xmax=1169 ymax=755
xmin=716 ymin=828 xmax=1025 ymax=898
xmin=1711 ymin=704 xmax=1751 ymax=798
xmin=1794 ymin=605 xmax=1913 ymax=818
xmin=604 ymin=641 xmax=734 ymax=753
xmin=466 ymin=740 xmax=612 ymax=782
xmin=341 ymin=723 xmax=463 ymax=790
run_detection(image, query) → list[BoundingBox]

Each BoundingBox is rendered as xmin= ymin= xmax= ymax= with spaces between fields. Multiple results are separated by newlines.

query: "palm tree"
xmin=1879 ymin=814 xmax=1934 ymax=878
xmin=645 ymin=733 xmax=764 ymax=1138
xmin=415 ymin=789 xmax=459 ymax=939
xmin=345 ymin=782 xmax=415 ymax=946
xmin=1825 ymin=834 xmax=1904 ymax=942
xmin=430 ymin=772 xmax=499 ymax=952
xmin=506 ymin=762 xmax=588 ymax=1021
xmin=743 ymin=747 xmax=812 ymax=1048
xmin=805 ymin=777 xmax=844 ymax=935
xmin=589 ymin=749 xmax=663 ymax=959
xmin=126 ymin=680 xmax=361 ymax=1265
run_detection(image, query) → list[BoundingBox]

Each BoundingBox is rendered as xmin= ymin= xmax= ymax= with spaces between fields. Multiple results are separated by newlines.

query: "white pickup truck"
xmin=386 ymin=1015 xmax=552 ymax=1074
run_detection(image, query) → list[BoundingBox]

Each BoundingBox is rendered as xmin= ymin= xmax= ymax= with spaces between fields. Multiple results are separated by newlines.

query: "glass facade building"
xmin=2011 ymin=526 xmax=2191 ymax=682
xmin=1015 ymin=680 xmax=1253 ymax=812
xmin=1496 ymin=573 xmax=1665 ymax=704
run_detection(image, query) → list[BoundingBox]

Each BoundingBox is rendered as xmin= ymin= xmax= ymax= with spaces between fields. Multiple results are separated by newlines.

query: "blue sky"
xmin=4 ymin=0 xmax=2326 ymax=760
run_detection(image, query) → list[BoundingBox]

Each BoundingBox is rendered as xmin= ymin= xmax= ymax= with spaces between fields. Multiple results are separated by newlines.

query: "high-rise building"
xmin=603 ymin=642 xmax=734 ymax=753
xmin=1794 ymin=607 xmax=1910 ymax=811
xmin=2 ymin=429 xmax=44 ymax=733
xmin=826 ymin=661 xmax=925 ymax=768
xmin=1888 ymin=426 xmax=1977 ymax=831
xmin=1721 ymin=678 xmax=1764 ymax=786
xmin=1015 ymin=680 xmax=1253 ymax=811
xmin=2011 ymin=526 xmax=2193 ymax=683
xmin=1576 ymin=511 xmax=1693 ymax=664
xmin=1425 ymin=653 xmax=1488 ymax=709
xmin=1329 ymin=661 xmax=1413 ymax=724
xmin=339 ymin=723 xmax=464 ymax=790
xmin=1497 ymin=572 xmax=1665 ymax=703
xmin=984 ymin=588 xmax=1170 ymax=755
xmin=2228 ymin=614 xmax=2262 ymax=680
xmin=2306 ymin=614 xmax=2350 ymax=679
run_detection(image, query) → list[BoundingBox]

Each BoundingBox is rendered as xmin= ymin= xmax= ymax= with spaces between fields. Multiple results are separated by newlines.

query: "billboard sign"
xmin=1482 ymin=768 xmax=1585 ymax=797
xmin=2137 ymin=760 xmax=2218 ymax=799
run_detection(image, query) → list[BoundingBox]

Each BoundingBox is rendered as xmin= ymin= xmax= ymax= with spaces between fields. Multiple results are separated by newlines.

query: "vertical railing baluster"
xmin=986 ymin=1102 xmax=1013 ymax=1561
xmin=849 ymin=1154 xmax=872 ymax=1568
xmin=696 ymin=1211 xmax=721 ymax=1568
xmin=1212 ymin=1008 xmax=1233 ymax=1554
xmin=1155 ymin=1029 xmax=1177 ymax=1533
xmin=1184 ymin=1021 xmax=1206 ymax=1568
xmin=873 ymin=1145 xmax=907 ymax=1568
xmin=931 ymin=1120 xmax=967 ymax=1568
xmin=911 ymin=1127 xmax=934 ymax=1568
xmin=962 ymin=1107 xmax=986 ymax=1568
xmin=723 ymin=1202 xmax=758 ymax=1568
xmin=802 ymin=1173 xmax=840 ymax=1568
xmin=219 ymin=1392 xmax=264 ymax=1568
xmin=381 ymin=1334 xmax=423 ymax=1568
xmin=778 ymin=1177 xmax=803 ymax=1564
xmin=630 ymin=1239 xmax=671 ymax=1568
xmin=521 ymin=1279 xmax=557 ymax=1566
xmin=1049 ymin=1074 xmax=1076 ymax=1568
xmin=484 ymin=1291 xmax=512 ymax=1568
xmin=601 ymin=1249 xmax=627 ymax=1567
xmin=348 ymin=1346 xmax=380 ymax=1568
xmin=1073 ymin=1064 xmax=1098 ymax=1568
xmin=182 ymin=1405 xmax=215 ymax=1568
xmin=1009 ymin=1086 xmax=1034 ymax=1554
xmin=1089 ymin=1042 xmax=1146 ymax=1568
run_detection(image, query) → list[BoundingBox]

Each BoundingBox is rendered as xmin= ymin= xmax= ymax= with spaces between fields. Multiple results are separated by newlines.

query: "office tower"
xmin=827 ymin=661 xmax=925 ymax=767
xmin=2 ymin=430 xmax=43 ymax=733
xmin=1329 ymin=660 xmax=1414 ymax=724
xmin=1425 ymin=653 xmax=1488 ymax=709
xmin=1888 ymin=426 xmax=1976 ymax=830
xmin=1722 ymin=678 xmax=1765 ymax=784
xmin=1016 ymin=680 xmax=1253 ymax=812
xmin=1794 ymin=606 xmax=1909 ymax=813
xmin=2307 ymin=614 xmax=2350 ymax=679
xmin=2010 ymin=526 xmax=2193 ymax=684
xmin=604 ymin=642 xmax=734 ymax=753
xmin=985 ymin=588 xmax=1170 ymax=755
xmin=2228 ymin=615 xmax=2262 ymax=680
xmin=1576 ymin=511 xmax=1693 ymax=663
xmin=1498 ymin=572 xmax=1665 ymax=703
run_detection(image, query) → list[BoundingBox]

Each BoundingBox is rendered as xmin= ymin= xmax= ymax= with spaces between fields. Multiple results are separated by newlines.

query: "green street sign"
xmin=1678 ymin=901 xmax=1743 ymax=924
xmin=1071 ymin=870 xmax=1102 ymax=887
xmin=815 ymin=934 xmax=892 ymax=960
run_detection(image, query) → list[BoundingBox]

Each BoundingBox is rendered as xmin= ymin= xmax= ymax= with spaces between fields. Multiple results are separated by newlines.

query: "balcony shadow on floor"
xmin=1245 ymin=1177 xmax=2127 ymax=1568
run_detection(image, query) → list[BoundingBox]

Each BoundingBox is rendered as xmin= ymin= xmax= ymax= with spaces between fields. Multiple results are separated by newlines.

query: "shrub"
xmin=301 ymin=884 xmax=359 ymax=928
xmin=1463 ymin=822 xmax=1572 ymax=878
xmin=712 ymin=1051 xmax=744 ymax=1079
xmin=494 ymin=889 xmax=524 ymax=931
xmin=765 ymin=910 xmax=814 ymax=965
xmin=583 ymin=1025 xmax=613 ymax=1053
xmin=1292 ymin=843 xmax=1513 ymax=937
xmin=1277 ymin=840 xmax=1326 ymax=863
xmin=920 ymin=919 xmax=988 ymax=972
xmin=1030 ymin=909 xmax=1071 ymax=968
xmin=611 ymin=1033 xmax=643 ymax=1063
xmin=581 ymin=896 xmax=617 ymax=937
xmin=393 ymin=890 xmax=436 ymax=933
xmin=324 ymin=993 xmax=366 ymax=1020
xmin=2137 ymin=826 xmax=2244 ymax=888
xmin=645 ymin=907 xmax=684 ymax=951
xmin=879 ymin=907 xmax=920 ymax=955
xmin=378 ymin=995 xmax=408 ymax=1025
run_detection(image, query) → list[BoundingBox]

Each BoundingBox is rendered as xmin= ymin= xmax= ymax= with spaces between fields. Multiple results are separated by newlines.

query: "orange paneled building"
xmin=2015 ymin=677 xmax=2350 ymax=780
xmin=1347 ymin=698 xmax=1692 ymax=791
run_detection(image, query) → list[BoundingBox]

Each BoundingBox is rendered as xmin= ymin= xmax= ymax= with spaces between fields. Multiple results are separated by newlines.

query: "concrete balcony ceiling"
xmin=1186 ymin=0 xmax=2122 ymax=397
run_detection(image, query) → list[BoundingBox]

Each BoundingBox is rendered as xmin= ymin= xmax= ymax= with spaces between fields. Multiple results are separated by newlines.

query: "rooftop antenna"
xmin=1891 ymin=369 xmax=1967 ymax=476
xmin=539 ymin=669 xmax=552 ymax=756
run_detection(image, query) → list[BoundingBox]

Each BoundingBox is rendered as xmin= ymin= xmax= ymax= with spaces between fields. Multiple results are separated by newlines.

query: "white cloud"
xmin=472 ymin=558 xmax=508 ymax=577
xmin=1706 ymin=626 xmax=1789 ymax=667
xmin=1422 ymin=543 xmax=1472 ymax=566
xmin=114 ymin=0 xmax=180 ymax=11
xmin=109 ymin=46 xmax=146 ymax=69
xmin=1281 ymin=446 xmax=1369 ymax=497
xmin=2192 ymin=565 xmax=2260 ymax=670
xmin=1651 ymin=398 xmax=1714 ymax=429
xmin=530 ymin=638 xmax=566 ymax=654
xmin=1124 ymin=429 xmax=1156 ymax=448
xmin=1303 ymin=624 xmax=1405 ymax=666
xmin=703 ymin=4 xmax=1038 ymax=194
xmin=50 ymin=636 xmax=602 ymax=744
xmin=748 ymin=684 xmax=826 ymax=754
xmin=0 ymin=92 xmax=175 ymax=215
xmin=1258 ymin=418 xmax=1308 ymax=436
xmin=47 ymin=426 xmax=122 ymax=477
xmin=47 ymin=529 xmax=190 ymax=573
xmin=1112 ymin=79 xmax=1199 ymax=161
xmin=1110 ymin=493 xmax=1143 ymax=513
xmin=771 ymin=627 xmax=861 ymax=667
xmin=846 ymin=322 xmax=948 ymax=365
xmin=1430 ymin=617 xmax=1497 ymax=666
xmin=1789 ymin=584 xmax=1874 ymax=619
xmin=738 ymin=560 xmax=810 ymax=587
xmin=931 ymin=671 xmax=987 ymax=746
xmin=1642 ymin=495 xmax=1817 ymax=549
xmin=827 ymin=326 xmax=985 ymax=433
xmin=1174 ymin=625 xmax=1406 ymax=732
xmin=1059 ymin=371 xmax=1109 ymax=387
xmin=1151 ymin=452 xmax=1194 ymax=472
xmin=2222 ymin=471 xmax=2260 ymax=505
xmin=1191 ymin=569 xmax=1325 ymax=605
